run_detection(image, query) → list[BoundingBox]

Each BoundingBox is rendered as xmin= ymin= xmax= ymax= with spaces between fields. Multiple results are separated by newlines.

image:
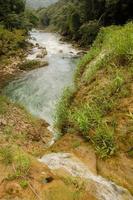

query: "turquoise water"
xmin=4 ymin=30 xmax=79 ymax=125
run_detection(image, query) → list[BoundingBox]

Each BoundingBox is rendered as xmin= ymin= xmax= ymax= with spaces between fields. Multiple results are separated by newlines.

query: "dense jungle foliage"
xmin=0 ymin=0 xmax=38 ymax=58
xmin=38 ymin=0 xmax=133 ymax=46
xmin=0 ymin=0 xmax=38 ymax=30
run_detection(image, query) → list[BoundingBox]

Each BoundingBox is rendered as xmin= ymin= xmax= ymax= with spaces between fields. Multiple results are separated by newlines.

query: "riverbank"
xmin=0 ymin=30 xmax=95 ymax=200
xmin=0 ymin=98 xmax=98 ymax=199
xmin=0 ymin=27 xmax=133 ymax=200
xmin=0 ymin=33 xmax=55 ymax=199
xmin=54 ymin=22 xmax=133 ymax=195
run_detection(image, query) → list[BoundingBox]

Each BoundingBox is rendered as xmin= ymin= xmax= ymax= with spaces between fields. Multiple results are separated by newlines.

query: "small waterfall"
xmin=39 ymin=153 xmax=133 ymax=200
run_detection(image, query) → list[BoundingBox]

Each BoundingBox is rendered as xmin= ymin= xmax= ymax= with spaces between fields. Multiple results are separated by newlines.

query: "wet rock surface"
xmin=40 ymin=152 xmax=133 ymax=200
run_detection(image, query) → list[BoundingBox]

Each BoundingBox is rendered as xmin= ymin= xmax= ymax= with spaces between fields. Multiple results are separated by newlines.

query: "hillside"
xmin=54 ymin=22 xmax=133 ymax=193
xmin=0 ymin=0 xmax=133 ymax=199
xmin=38 ymin=0 xmax=133 ymax=46
xmin=26 ymin=0 xmax=59 ymax=9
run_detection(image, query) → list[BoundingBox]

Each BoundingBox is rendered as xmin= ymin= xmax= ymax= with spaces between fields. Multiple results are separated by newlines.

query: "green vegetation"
xmin=93 ymin=124 xmax=116 ymax=158
xmin=0 ymin=144 xmax=31 ymax=179
xmin=0 ymin=0 xmax=38 ymax=30
xmin=70 ymin=103 xmax=102 ymax=135
xmin=14 ymin=151 xmax=31 ymax=177
xmin=19 ymin=60 xmax=42 ymax=70
xmin=0 ymin=146 xmax=13 ymax=165
xmin=54 ymin=87 xmax=75 ymax=133
xmin=19 ymin=179 xmax=29 ymax=189
xmin=0 ymin=0 xmax=39 ymax=62
xmin=0 ymin=95 xmax=9 ymax=114
xmin=55 ymin=23 xmax=133 ymax=158
xmin=0 ymin=27 xmax=26 ymax=57
xmin=38 ymin=0 xmax=133 ymax=46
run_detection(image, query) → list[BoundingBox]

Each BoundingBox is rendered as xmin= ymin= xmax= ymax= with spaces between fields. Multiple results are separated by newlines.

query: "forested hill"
xmin=26 ymin=0 xmax=59 ymax=9
xmin=38 ymin=0 xmax=133 ymax=46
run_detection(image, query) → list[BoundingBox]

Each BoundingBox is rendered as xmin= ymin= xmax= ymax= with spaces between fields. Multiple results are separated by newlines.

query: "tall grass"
xmin=76 ymin=22 xmax=133 ymax=83
xmin=54 ymin=22 xmax=133 ymax=158
xmin=54 ymin=87 xmax=75 ymax=133
xmin=70 ymin=103 xmax=102 ymax=135
xmin=75 ymin=47 xmax=100 ymax=81
xmin=93 ymin=124 xmax=116 ymax=158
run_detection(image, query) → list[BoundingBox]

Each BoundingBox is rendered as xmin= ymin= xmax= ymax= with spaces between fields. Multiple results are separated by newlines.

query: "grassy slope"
xmin=0 ymin=86 xmax=91 ymax=200
xmin=54 ymin=22 xmax=133 ymax=192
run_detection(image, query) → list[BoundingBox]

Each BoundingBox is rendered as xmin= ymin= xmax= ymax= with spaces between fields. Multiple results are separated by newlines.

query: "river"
xmin=3 ymin=30 xmax=133 ymax=200
xmin=4 ymin=30 xmax=79 ymax=125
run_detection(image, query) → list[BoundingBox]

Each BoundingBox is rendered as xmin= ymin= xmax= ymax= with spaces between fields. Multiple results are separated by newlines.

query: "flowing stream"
xmin=4 ymin=30 xmax=79 ymax=125
xmin=4 ymin=30 xmax=133 ymax=200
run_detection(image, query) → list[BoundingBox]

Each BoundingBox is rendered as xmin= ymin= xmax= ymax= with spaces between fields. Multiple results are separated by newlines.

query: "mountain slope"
xmin=26 ymin=0 xmax=59 ymax=9
xmin=54 ymin=22 xmax=133 ymax=193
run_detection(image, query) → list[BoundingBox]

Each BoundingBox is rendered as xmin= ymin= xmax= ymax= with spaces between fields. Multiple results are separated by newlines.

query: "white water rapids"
xmin=4 ymin=30 xmax=79 ymax=125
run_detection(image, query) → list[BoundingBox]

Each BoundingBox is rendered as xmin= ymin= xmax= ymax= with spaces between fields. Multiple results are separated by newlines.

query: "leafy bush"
xmin=79 ymin=20 xmax=100 ymax=46
xmin=38 ymin=0 xmax=133 ymax=46
xmin=0 ymin=27 xmax=26 ymax=56
xmin=68 ymin=11 xmax=80 ymax=39
xmin=25 ymin=9 xmax=39 ymax=27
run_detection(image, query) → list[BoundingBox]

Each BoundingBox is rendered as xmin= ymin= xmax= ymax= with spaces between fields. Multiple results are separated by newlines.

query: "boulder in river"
xmin=59 ymin=49 xmax=63 ymax=53
xmin=39 ymin=61 xmax=48 ymax=67
xmin=35 ymin=43 xmax=39 ymax=47
xmin=36 ymin=49 xmax=47 ymax=58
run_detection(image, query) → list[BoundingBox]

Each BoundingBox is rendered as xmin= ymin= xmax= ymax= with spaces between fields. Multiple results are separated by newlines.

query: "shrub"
xmin=68 ymin=11 xmax=80 ymax=40
xmin=0 ymin=27 xmax=26 ymax=56
xmin=79 ymin=20 xmax=100 ymax=46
